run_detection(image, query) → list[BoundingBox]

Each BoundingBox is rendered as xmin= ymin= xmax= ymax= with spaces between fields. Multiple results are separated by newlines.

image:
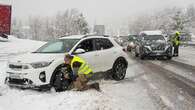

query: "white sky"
xmin=1 ymin=0 xmax=195 ymax=33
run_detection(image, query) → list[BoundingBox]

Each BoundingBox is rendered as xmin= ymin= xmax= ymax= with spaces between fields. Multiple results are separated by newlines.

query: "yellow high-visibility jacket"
xmin=70 ymin=56 xmax=93 ymax=76
xmin=171 ymin=35 xmax=180 ymax=46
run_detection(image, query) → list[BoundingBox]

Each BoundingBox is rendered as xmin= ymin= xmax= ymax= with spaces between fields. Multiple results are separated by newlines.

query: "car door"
xmin=94 ymin=38 xmax=115 ymax=72
xmin=72 ymin=38 xmax=99 ymax=73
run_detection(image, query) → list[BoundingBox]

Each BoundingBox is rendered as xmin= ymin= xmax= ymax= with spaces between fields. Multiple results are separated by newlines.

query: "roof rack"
xmin=82 ymin=34 xmax=109 ymax=38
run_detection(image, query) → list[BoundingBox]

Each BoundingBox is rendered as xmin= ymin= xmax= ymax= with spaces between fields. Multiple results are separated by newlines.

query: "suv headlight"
xmin=165 ymin=45 xmax=172 ymax=52
xmin=143 ymin=46 xmax=151 ymax=53
xmin=30 ymin=61 xmax=53 ymax=69
xmin=165 ymin=44 xmax=172 ymax=50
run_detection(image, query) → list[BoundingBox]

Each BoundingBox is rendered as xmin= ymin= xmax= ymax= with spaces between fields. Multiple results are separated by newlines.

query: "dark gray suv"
xmin=135 ymin=33 xmax=173 ymax=60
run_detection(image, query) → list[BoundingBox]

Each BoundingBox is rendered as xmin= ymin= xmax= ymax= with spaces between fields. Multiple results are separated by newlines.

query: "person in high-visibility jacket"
xmin=64 ymin=54 xmax=100 ymax=91
xmin=172 ymin=31 xmax=181 ymax=57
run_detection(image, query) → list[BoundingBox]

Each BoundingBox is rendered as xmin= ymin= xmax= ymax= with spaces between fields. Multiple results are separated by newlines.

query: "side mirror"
xmin=74 ymin=48 xmax=85 ymax=54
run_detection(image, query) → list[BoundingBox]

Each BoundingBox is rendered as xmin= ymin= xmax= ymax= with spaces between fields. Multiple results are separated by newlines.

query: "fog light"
xmin=39 ymin=71 xmax=46 ymax=82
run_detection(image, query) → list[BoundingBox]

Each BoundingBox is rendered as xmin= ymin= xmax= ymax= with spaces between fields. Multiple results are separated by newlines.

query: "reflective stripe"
xmin=172 ymin=35 xmax=180 ymax=46
xmin=79 ymin=63 xmax=87 ymax=71
xmin=79 ymin=65 xmax=92 ymax=75
xmin=70 ymin=56 xmax=93 ymax=75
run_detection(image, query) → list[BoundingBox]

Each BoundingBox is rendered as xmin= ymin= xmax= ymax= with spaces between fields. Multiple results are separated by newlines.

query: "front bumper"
xmin=5 ymin=77 xmax=36 ymax=88
xmin=142 ymin=46 xmax=172 ymax=57
xmin=145 ymin=51 xmax=171 ymax=57
xmin=5 ymin=66 xmax=53 ymax=88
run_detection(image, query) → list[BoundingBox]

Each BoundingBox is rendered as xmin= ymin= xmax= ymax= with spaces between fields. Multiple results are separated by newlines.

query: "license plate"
xmin=156 ymin=53 xmax=160 ymax=55
xmin=8 ymin=72 xmax=21 ymax=79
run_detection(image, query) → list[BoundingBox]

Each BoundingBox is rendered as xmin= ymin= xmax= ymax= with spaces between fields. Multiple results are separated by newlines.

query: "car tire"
xmin=140 ymin=55 xmax=145 ymax=60
xmin=112 ymin=58 xmax=127 ymax=81
xmin=167 ymin=56 xmax=172 ymax=60
xmin=51 ymin=65 xmax=70 ymax=92
xmin=135 ymin=52 xmax=139 ymax=57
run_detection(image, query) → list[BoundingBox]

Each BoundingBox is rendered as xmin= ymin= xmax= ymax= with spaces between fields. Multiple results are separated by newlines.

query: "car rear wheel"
xmin=112 ymin=58 xmax=127 ymax=81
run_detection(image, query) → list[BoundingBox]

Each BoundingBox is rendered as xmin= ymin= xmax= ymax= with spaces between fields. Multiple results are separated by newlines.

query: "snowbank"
xmin=0 ymin=36 xmax=45 ymax=54
xmin=173 ymin=46 xmax=195 ymax=66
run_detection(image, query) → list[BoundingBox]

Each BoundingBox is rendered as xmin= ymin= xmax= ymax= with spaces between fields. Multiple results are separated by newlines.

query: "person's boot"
xmin=90 ymin=83 xmax=101 ymax=92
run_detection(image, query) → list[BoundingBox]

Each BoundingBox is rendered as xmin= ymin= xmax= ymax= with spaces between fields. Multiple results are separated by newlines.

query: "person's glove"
xmin=64 ymin=74 xmax=69 ymax=79
xmin=68 ymin=71 xmax=77 ymax=81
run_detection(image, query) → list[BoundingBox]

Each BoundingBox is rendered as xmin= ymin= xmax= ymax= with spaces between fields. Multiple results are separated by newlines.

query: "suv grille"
xmin=8 ymin=78 xmax=33 ymax=85
xmin=151 ymin=44 xmax=165 ymax=51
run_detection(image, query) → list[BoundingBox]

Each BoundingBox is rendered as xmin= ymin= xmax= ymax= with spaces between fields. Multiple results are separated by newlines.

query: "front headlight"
xmin=165 ymin=45 xmax=172 ymax=52
xmin=144 ymin=46 xmax=152 ymax=51
xmin=30 ymin=61 xmax=53 ymax=69
xmin=143 ymin=46 xmax=151 ymax=53
xmin=165 ymin=44 xmax=172 ymax=50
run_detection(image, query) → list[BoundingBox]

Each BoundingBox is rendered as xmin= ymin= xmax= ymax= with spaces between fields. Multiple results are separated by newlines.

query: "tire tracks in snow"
xmin=127 ymin=53 xmax=195 ymax=110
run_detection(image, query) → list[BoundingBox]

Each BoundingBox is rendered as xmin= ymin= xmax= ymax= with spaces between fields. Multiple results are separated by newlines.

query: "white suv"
xmin=5 ymin=35 xmax=128 ymax=90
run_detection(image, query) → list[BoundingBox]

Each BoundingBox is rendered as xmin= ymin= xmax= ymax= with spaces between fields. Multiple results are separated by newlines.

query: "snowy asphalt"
xmin=1 ymin=53 xmax=195 ymax=110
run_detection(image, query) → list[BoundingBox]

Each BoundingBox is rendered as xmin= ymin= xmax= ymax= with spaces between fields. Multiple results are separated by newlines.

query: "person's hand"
xmin=64 ymin=74 xmax=69 ymax=79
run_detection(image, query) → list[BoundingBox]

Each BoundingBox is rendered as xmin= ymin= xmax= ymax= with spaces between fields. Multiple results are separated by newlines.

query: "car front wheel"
xmin=52 ymin=66 xmax=71 ymax=92
xmin=167 ymin=56 xmax=172 ymax=60
xmin=112 ymin=58 xmax=127 ymax=81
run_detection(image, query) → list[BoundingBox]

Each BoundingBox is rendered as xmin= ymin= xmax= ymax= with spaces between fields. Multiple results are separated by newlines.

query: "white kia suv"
xmin=5 ymin=35 xmax=128 ymax=90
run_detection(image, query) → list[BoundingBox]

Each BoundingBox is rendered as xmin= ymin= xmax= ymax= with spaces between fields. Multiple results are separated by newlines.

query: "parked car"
xmin=134 ymin=31 xmax=173 ymax=60
xmin=126 ymin=35 xmax=137 ymax=52
xmin=5 ymin=35 xmax=128 ymax=91
xmin=0 ymin=33 xmax=9 ymax=42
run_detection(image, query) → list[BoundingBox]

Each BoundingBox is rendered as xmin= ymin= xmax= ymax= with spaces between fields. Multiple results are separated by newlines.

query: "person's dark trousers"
xmin=174 ymin=45 xmax=179 ymax=56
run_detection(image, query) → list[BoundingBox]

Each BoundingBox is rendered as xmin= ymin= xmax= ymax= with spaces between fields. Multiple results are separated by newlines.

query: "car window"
xmin=76 ymin=39 xmax=95 ymax=52
xmin=37 ymin=41 xmax=64 ymax=53
xmin=95 ymin=38 xmax=113 ymax=50
xmin=35 ymin=39 xmax=79 ymax=53
xmin=143 ymin=35 xmax=165 ymax=41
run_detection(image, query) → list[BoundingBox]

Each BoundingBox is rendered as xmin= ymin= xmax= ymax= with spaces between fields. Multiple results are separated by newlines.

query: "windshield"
xmin=143 ymin=35 xmax=165 ymax=41
xmin=35 ymin=39 xmax=80 ymax=53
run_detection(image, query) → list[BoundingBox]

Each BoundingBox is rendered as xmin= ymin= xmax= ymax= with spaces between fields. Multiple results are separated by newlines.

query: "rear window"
xmin=95 ymin=38 xmax=114 ymax=50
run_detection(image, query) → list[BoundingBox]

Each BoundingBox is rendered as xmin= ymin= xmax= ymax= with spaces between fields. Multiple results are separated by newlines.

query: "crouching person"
xmin=64 ymin=54 xmax=100 ymax=91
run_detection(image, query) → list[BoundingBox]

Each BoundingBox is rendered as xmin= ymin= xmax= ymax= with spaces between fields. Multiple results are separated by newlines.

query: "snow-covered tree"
xmin=11 ymin=9 xmax=89 ymax=41
xmin=11 ymin=18 xmax=24 ymax=38
xmin=54 ymin=9 xmax=89 ymax=37
xmin=128 ymin=6 xmax=193 ymax=35
xmin=171 ymin=10 xmax=189 ymax=32
xmin=28 ymin=16 xmax=43 ymax=40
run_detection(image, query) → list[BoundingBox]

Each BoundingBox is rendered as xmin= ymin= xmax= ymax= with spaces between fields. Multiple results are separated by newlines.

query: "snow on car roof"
xmin=59 ymin=35 xmax=85 ymax=39
xmin=139 ymin=30 xmax=163 ymax=36
xmin=60 ymin=35 xmax=108 ymax=39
